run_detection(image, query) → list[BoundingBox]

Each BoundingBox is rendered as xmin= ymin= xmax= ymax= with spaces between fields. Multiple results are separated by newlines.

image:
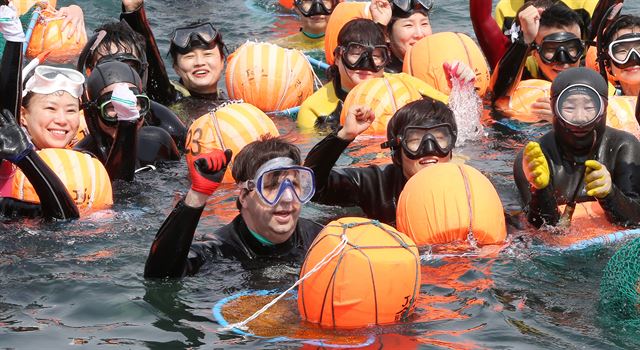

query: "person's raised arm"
xmin=144 ymin=149 xmax=231 ymax=278
xmin=469 ymin=0 xmax=510 ymax=69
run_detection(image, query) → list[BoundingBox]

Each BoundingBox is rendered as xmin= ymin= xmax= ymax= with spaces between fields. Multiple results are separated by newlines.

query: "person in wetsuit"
xmin=75 ymin=61 xmax=179 ymax=182
xmin=494 ymin=0 xmax=596 ymax=37
xmin=119 ymin=0 xmax=228 ymax=120
xmin=272 ymin=0 xmax=340 ymax=51
xmin=0 ymin=4 xmax=78 ymax=220
xmin=490 ymin=2 xmax=585 ymax=119
xmin=304 ymin=97 xmax=457 ymax=226
xmin=514 ymin=67 xmax=640 ymax=228
xmin=144 ymin=136 xmax=322 ymax=278
xmin=76 ymin=18 xmax=187 ymax=149
xmin=296 ymin=18 xmax=448 ymax=131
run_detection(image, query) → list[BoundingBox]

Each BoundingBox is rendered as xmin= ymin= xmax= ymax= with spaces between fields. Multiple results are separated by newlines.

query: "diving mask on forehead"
xmin=392 ymin=0 xmax=433 ymax=16
xmin=294 ymin=0 xmax=336 ymax=17
xmin=533 ymin=32 xmax=584 ymax=64
xmin=608 ymin=32 xmax=640 ymax=69
xmin=23 ymin=66 xmax=85 ymax=98
xmin=554 ymin=84 xmax=604 ymax=128
xmin=170 ymin=22 xmax=223 ymax=55
xmin=238 ymin=157 xmax=316 ymax=206
xmin=339 ymin=42 xmax=390 ymax=72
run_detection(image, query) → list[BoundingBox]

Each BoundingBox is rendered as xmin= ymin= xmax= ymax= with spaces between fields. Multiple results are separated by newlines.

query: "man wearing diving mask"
xmin=144 ymin=136 xmax=323 ymax=278
xmin=600 ymin=15 xmax=640 ymax=97
xmin=514 ymin=67 xmax=640 ymax=229
xmin=490 ymin=2 xmax=585 ymax=118
xmin=304 ymin=98 xmax=457 ymax=226
xmin=272 ymin=0 xmax=340 ymax=50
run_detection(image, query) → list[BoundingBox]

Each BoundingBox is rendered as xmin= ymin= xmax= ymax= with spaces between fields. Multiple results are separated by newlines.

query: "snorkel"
xmin=595 ymin=2 xmax=624 ymax=82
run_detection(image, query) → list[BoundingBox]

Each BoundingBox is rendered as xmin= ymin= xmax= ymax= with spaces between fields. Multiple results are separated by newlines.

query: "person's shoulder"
xmin=297 ymin=217 xmax=324 ymax=235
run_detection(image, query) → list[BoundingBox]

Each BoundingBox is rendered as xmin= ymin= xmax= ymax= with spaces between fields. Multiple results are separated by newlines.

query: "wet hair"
xmin=539 ymin=2 xmax=584 ymax=37
xmin=88 ymin=21 xmax=146 ymax=69
xmin=327 ymin=18 xmax=388 ymax=81
xmin=388 ymin=4 xmax=429 ymax=31
xmin=169 ymin=21 xmax=225 ymax=64
xmin=233 ymin=135 xmax=302 ymax=209
xmin=601 ymin=15 xmax=640 ymax=68
xmin=22 ymin=91 xmax=75 ymax=108
xmin=515 ymin=0 xmax=555 ymax=25
xmin=386 ymin=98 xmax=456 ymax=166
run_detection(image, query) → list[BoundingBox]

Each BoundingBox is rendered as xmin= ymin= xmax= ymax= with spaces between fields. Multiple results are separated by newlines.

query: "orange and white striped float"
xmin=324 ymin=1 xmax=370 ymax=65
xmin=25 ymin=7 xmax=88 ymax=63
xmin=607 ymin=95 xmax=640 ymax=138
xmin=185 ymin=102 xmax=280 ymax=183
xmin=494 ymin=79 xmax=551 ymax=122
xmin=403 ymin=32 xmax=491 ymax=97
xmin=11 ymin=148 xmax=112 ymax=210
xmin=298 ymin=217 xmax=420 ymax=328
xmin=396 ymin=163 xmax=507 ymax=246
xmin=339 ymin=75 xmax=423 ymax=135
xmin=225 ymin=42 xmax=314 ymax=112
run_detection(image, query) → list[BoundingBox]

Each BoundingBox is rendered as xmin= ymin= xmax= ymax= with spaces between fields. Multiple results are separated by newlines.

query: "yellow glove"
xmin=522 ymin=142 xmax=550 ymax=190
xmin=584 ymin=160 xmax=612 ymax=199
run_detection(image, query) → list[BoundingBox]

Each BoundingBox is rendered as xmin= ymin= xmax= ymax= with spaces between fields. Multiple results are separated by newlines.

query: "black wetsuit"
xmin=489 ymin=38 xmax=543 ymax=101
xmin=144 ymin=200 xmax=323 ymax=278
xmin=385 ymin=54 xmax=404 ymax=74
xmin=303 ymin=131 xmax=406 ymax=226
xmin=514 ymin=126 xmax=640 ymax=228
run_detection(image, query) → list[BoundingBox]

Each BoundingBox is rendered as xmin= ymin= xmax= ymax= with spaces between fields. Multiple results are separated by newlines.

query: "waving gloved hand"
xmin=522 ymin=141 xmax=550 ymax=190
xmin=444 ymin=60 xmax=476 ymax=88
xmin=0 ymin=109 xmax=33 ymax=163
xmin=189 ymin=149 xmax=232 ymax=196
xmin=584 ymin=160 xmax=612 ymax=199
xmin=111 ymin=83 xmax=141 ymax=122
xmin=0 ymin=3 xmax=25 ymax=42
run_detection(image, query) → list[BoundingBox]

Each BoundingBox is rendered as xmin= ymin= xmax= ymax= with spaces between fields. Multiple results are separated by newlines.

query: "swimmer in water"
xmin=304 ymin=98 xmax=457 ymax=226
xmin=0 ymin=4 xmax=80 ymax=219
xmin=490 ymin=2 xmax=585 ymax=119
xmin=296 ymin=18 xmax=449 ymax=131
xmin=514 ymin=67 xmax=640 ymax=228
xmin=77 ymin=12 xmax=187 ymax=149
xmin=75 ymin=61 xmax=179 ymax=182
xmin=144 ymin=136 xmax=323 ymax=278
xmin=272 ymin=0 xmax=340 ymax=51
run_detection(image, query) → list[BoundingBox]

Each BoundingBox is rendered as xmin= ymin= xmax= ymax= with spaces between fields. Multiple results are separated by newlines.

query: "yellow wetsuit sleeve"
xmin=297 ymin=83 xmax=341 ymax=130
xmin=494 ymin=0 xmax=523 ymax=31
xmin=393 ymin=73 xmax=449 ymax=104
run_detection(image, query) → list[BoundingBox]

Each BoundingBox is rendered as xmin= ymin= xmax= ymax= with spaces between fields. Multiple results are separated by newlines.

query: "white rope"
xmin=218 ymin=234 xmax=350 ymax=332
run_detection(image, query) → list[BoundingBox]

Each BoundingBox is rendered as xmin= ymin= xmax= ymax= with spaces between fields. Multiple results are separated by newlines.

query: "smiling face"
xmin=389 ymin=12 xmax=432 ymax=60
xmin=610 ymin=26 xmax=640 ymax=92
xmin=533 ymin=24 xmax=582 ymax=80
xmin=400 ymin=148 xmax=451 ymax=179
xmin=173 ymin=47 xmax=224 ymax=95
xmin=20 ymin=91 xmax=80 ymax=149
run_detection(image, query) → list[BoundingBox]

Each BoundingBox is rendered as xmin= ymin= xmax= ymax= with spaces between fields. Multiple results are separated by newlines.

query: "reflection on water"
xmin=2 ymin=0 xmax=640 ymax=348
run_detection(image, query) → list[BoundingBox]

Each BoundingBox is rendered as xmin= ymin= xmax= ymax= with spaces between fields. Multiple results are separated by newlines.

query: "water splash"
xmin=448 ymin=79 xmax=484 ymax=145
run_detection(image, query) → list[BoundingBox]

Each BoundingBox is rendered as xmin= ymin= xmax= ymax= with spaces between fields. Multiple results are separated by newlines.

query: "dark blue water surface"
xmin=2 ymin=0 xmax=640 ymax=349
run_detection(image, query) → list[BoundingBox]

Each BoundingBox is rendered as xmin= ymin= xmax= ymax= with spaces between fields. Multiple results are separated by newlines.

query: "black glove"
xmin=0 ymin=109 xmax=33 ymax=163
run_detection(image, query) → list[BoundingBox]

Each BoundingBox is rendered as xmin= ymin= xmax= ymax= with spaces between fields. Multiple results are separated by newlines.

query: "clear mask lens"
xmin=555 ymin=84 xmax=603 ymax=127
xmin=256 ymin=167 xmax=315 ymax=206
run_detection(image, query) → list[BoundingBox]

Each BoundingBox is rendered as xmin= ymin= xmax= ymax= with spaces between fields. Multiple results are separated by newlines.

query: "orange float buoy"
xmin=339 ymin=75 xmax=423 ymax=135
xmin=298 ymin=217 xmax=420 ymax=328
xmin=11 ymin=148 xmax=112 ymax=210
xmin=25 ymin=8 xmax=88 ymax=63
xmin=403 ymin=32 xmax=491 ymax=97
xmin=396 ymin=163 xmax=506 ymax=246
xmin=279 ymin=0 xmax=294 ymax=9
xmin=225 ymin=42 xmax=314 ymax=112
xmin=324 ymin=1 xmax=370 ymax=65
xmin=607 ymin=95 xmax=640 ymax=138
xmin=494 ymin=79 xmax=551 ymax=122
xmin=14 ymin=0 xmax=56 ymax=15
xmin=185 ymin=102 xmax=280 ymax=183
